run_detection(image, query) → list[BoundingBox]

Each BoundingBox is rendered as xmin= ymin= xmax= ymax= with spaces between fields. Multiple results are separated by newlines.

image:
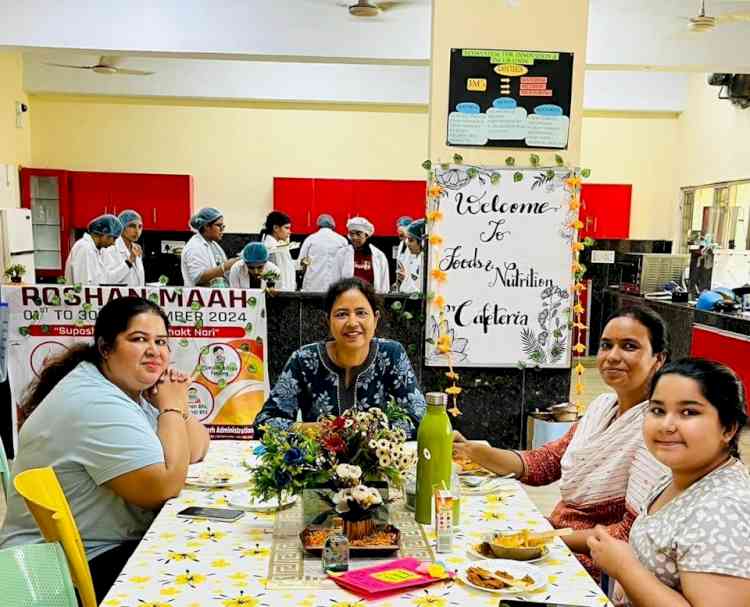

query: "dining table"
xmin=101 ymin=440 xmax=613 ymax=607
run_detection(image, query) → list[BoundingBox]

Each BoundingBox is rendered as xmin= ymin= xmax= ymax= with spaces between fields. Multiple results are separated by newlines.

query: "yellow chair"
xmin=13 ymin=467 xmax=97 ymax=607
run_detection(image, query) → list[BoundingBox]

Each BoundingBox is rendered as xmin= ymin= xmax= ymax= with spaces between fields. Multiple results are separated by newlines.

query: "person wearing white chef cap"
xmin=332 ymin=216 xmax=390 ymax=293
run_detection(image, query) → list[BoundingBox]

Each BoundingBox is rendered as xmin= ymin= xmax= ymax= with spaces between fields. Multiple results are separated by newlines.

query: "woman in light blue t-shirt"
xmin=0 ymin=296 xmax=210 ymax=602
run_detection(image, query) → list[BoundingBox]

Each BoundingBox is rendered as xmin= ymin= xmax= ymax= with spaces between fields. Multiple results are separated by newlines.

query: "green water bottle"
xmin=415 ymin=392 xmax=453 ymax=524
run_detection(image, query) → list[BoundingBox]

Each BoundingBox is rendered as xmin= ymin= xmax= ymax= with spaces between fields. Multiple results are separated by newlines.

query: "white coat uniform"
xmin=181 ymin=233 xmax=228 ymax=288
xmin=262 ymin=234 xmax=296 ymax=291
xmin=64 ymin=233 xmax=112 ymax=285
xmin=333 ymin=244 xmax=390 ymax=294
xmin=299 ymin=227 xmax=348 ymax=292
xmin=398 ymin=250 xmax=423 ymax=294
xmin=102 ymin=236 xmax=145 ymax=286
xmin=228 ymin=260 xmax=281 ymax=289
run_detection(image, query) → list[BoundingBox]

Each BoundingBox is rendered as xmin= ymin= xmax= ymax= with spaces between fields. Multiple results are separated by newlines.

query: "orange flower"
xmin=574 ymin=362 xmax=585 ymax=375
xmin=448 ymin=405 xmax=462 ymax=417
xmin=575 ymin=382 xmax=584 ymax=395
xmin=573 ymin=342 xmax=586 ymax=354
xmin=574 ymin=282 xmax=585 ymax=292
xmin=445 ymin=385 xmax=462 ymax=396
xmin=572 ymin=241 xmax=584 ymax=252
xmin=574 ymin=303 xmax=585 ymax=315
xmin=569 ymin=197 xmax=581 ymax=210
xmin=436 ymin=334 xmax=452 ymax=353
xmin=570 ymin=219 xmax=584 ymax=230
xmin=428 ymin=183 xmax=445 ymax=199
xmin=572 ymin=262 xmax=583 ymax=273
xmin=445 ymin=371 xmax=459 ymax=381
xmin=433 ymin=294 xmax=446 ymax=309
xmin=427 ymin=210 xmax=444 ymax=223
xmin=431 ymin=268 xmax=448 ymax=283
xmin=565 ymin=176 xmax=582 ymax=189
xmin=429 ymin=234 xmax=444 ymax=246
xmin=573 ymin=321 xmax=588 ymax=330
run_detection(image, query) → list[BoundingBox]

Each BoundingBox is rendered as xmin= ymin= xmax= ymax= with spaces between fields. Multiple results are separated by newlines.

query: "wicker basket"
xmin=343 ymin=517 xmax=376 ymax=541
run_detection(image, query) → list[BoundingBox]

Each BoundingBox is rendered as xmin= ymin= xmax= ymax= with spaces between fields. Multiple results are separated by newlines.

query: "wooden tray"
xmin=300 ymin=523 xmax=400 ymax=557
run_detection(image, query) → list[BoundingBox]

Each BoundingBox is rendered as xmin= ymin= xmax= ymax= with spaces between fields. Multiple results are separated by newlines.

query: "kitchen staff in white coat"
xmin=393 ymin=216 xmax=413 ymax=290
xmin=333 ymin=216 xmax=390 ymax=293
xmin=299 ymin=214 xmax=348 ymax=292
xmin=181 ymin=207 xmax=237 ymax=288
xmin=398 ymin=218 xmax=425 ymax=294
xmin=228 ymin=242 xmax=280 ymax=290
xmin=261 ymin=211 xmax=297 ymax=291
xmin=103 ymin=209 xmax=145 ymax=286
xmin=64 ymin=214 xmax=123 ymax=285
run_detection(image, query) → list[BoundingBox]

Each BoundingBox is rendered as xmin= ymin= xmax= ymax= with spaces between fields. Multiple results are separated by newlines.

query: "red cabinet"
xmin=20 ymin=168 xmax=73 ymax=278
xmin=70 ymin=171 xmax=193 ymax=232
xmin=274 ymin=177 xmax=426 ymax=235
xmin=691 ymin=325 xmax=750 ymax=414
xmin=579 ymin=183 xmax=631 ymax=240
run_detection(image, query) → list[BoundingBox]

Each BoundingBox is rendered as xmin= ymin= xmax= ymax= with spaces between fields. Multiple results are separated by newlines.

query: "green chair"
xmin=0 ymin=433 xmax=10 ymax=499
xmin=0 ymin=542 xmax=78 ymax=606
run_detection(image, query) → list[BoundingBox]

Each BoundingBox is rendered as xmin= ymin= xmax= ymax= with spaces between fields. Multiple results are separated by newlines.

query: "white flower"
xmin=379 ymin=453 xmax=392 ymax=467
xmin=335 ymin=464 xmax=362 ymax=483
xmin=376 ymin=438 xmax=389 ymax=450
xmin=369 ymin=440 xmax=377 ymax=449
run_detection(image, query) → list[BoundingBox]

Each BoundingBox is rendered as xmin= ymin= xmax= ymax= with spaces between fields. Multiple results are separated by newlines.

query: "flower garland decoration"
xmin=564 ymin=168 xmax=593 ymax=415
xmin=422 ymin=156 xmax=462 ymax=417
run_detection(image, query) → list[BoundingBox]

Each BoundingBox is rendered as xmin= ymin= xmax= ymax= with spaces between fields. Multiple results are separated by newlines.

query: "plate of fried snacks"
xmin=300 ymin=524 xmax=400 ymax=556
xmin=483 ymin=528 xmax=566 ymax=560
xmin=456 ymin=559 xmax=547 ymax=595
xmin=467 ymin=540 xmax=549 ymax=563
xmin=453 ymin=455 xmax=492 ymax=476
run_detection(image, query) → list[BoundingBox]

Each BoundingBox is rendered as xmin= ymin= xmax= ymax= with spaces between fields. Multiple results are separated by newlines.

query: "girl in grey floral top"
xmin=588 ymin=358 xmax=750 ymax=607
xmin=254 ymin=277 xmax=426 ymax=438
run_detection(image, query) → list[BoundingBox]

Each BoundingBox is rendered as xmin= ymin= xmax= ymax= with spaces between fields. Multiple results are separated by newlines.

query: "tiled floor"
xmin=1 ymin=360 xmax=747 ymax=522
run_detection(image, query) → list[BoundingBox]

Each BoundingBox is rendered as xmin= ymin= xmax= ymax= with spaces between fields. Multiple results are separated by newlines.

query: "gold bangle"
xmin=159 ymin=408 xmax=187 ymax=420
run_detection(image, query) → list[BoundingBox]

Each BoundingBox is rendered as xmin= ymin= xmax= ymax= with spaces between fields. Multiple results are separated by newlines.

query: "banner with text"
xmin=2 ymin=285 xmax=268 ymax=450
xmin=426 ymin=165 xmax=575 ymax=368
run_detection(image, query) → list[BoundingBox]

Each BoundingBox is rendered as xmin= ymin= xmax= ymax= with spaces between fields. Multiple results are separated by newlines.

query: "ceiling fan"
xmin=45 ymin=55 xmax=154 ymax=76
xmin=339 ymin=1 xmax=415 ymax=18
xmin=684 ymin=0 xmax=750 ymax=32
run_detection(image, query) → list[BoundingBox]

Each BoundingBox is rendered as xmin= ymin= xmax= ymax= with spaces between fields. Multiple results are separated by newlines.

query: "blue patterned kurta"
xmin=254 ymin=338 xmax=426 ymax=438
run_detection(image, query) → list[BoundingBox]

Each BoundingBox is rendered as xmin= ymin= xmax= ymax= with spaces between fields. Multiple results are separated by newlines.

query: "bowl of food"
xmin=487 ymin=529 xmax=554 ymax=561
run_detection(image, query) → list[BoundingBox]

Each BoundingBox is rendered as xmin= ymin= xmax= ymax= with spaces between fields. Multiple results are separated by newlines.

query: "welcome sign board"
xmin=425 ymin=165 xmax=576 ymax=368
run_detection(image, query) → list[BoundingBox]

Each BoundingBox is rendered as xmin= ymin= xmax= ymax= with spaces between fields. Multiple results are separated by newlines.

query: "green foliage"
xmin=513 ymin=172 xmax=523 ymax=183
xmin=529 ymin=154 xmax=540 ymax=167
xmin=159 ymin=275 xmax=169 ymax=286
xmin=581 ymin=168 xmax=592 ymax=178
xmin=466 ymin=167 xmax=479 ymax=179
xmin=505 ymin=156 xmax=515 ymax=167
xmin=490 ymin=173 xmax=501 ymax=185
xmin=452 ymin=153 xmax=463 ymax=164
xmin=555 ymin=154 xmax=565 ymax=166
xmin=3 ymin=263 xmax=26 ymax=278
xmin=421 ymin=159 xmax=432 ymax=171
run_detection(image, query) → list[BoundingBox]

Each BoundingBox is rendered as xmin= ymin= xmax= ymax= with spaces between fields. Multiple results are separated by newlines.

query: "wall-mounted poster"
xmin=1 ymin=285 xmax=268 ymax=451
xmin=447 ymin=48 xmax=574 ymax=149
xmin=425 ymin=165 xmax=576 ymax=368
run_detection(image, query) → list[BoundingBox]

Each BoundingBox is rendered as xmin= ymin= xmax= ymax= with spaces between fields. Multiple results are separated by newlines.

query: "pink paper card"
xmin=329 ymin=557 xmax=451 ymax=598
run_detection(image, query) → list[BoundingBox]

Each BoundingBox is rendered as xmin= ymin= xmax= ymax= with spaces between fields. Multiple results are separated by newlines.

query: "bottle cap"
xmin=426 ymin=392 xmax=448 ymax=406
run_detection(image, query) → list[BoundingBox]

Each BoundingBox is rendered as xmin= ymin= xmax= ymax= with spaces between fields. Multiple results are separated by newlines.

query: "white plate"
xmin=454 ymin=559 xmax=547 ymax=595
xmin=185 ymin=469 xmax=252 ymax=488
xmin=466 ymin=543 xmax=550 ymax=563
xmin=228 ymin=490 xmax=298 ymax=512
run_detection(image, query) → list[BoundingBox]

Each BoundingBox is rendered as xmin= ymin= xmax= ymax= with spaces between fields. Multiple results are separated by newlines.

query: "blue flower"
xmin=275 ymin=469 xmax=292 ymax=488
xmin=253 ymin=444 xmax=267 ymax=456
xmin=283 ymin=447 xmax=304 ymax=467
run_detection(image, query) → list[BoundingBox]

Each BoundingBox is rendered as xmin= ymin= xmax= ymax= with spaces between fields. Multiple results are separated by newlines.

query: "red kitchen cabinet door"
xmin=274 ymin=178 xmax=315 ymax=233
xmin=70 ymin=172 xmax=113 ymax=229
xmin=691 ymin=325 xmax=750 ymax=414
xmin=313 ymin=179 xmax=355 ymax=236
xmin=352 ymin=179 xmax=426 ymax=236
xmin=579 ymin=184 xmax=631 ymax=240
xmin=392 ymin=180 xmax=427 ymax=231
xmin=112 ymin=173 xmax=194 ymax=231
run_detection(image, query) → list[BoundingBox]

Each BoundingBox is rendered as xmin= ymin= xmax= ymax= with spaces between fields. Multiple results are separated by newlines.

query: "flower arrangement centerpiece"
xmin=251 ymin=403 xmax=416 ymax=529
xmin=250 ymin=426 xmax=330 ymax=508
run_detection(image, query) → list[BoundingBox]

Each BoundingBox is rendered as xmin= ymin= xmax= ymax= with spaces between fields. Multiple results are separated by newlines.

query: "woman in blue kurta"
xmin=254 ymin=277 xmax=426 ymax=438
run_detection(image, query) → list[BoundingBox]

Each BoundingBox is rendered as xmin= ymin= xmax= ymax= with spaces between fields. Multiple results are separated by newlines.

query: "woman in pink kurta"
xmin=454 ymin=307 xmax=671 ymax=576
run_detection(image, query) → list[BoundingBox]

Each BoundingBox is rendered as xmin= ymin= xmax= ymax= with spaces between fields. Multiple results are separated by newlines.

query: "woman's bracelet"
xmin=159 ymin=408 xmax=187 ymax=420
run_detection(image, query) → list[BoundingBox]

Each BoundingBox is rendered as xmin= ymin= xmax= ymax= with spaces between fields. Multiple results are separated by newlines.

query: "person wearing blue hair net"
xmin=64 ymin=214 xmax=124 ymax=285
xmin=102 ymin=210 xmax=145 ymax=286
xmin=298 ymin=213 xmax=348 ymax=292
xmin=398 ymin=218 xmax=425 ymax=294
xmin=181 ymin=207 xmax=238 ymax=288
xmin=228 ymin=242 xmax=281 ymax=291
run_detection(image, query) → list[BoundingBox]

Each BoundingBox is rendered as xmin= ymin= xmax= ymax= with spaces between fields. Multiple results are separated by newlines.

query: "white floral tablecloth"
xmin=102 ymin=441 xmax=612 ymax=607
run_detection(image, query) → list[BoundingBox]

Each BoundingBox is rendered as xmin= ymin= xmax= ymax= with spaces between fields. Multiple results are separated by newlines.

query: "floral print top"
xmin=254 ymin=338 xmax=426 ymax=438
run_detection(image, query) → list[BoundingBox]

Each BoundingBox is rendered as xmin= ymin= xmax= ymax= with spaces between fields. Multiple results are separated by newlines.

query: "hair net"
xmin=189 ymin=207 xmax=223 ymax=232
xmin=241 ymin=242 xmax=270 ymax=266
xmin=317 ymin=214 xmax=336 ymax=229
xmin=346 ymin=216 xmax=375 ymax=237
xmin=88 ymin=214 xmax=123 ymax=237
xmin=406 ymin=218 xmax=425 ymax=241
xmin=396 ymin=216 xmax=413 ymax=228
xmin=118 ymin=209 xmax=142 ymax=228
